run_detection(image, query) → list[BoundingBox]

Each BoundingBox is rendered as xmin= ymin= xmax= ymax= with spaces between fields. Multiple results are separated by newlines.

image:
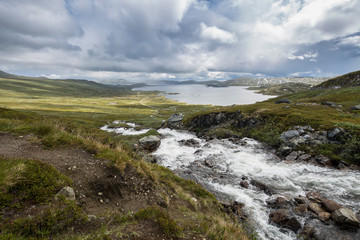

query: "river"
xmin=152 ymin=128 xmax=360 ymax=240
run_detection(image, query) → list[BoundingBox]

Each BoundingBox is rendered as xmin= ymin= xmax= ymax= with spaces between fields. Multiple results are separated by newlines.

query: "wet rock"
xmin=308 ymin=203 xmax=325 ymax=215
xmin=279 ymin=145 xmax=292 ymax=155
xmin=315 ymin=155 xmax=332 ymax=166
xmin=306 ymin=191 xmax=322 ymax=203
xmin=269 ymin=209 xmax=301 ymax=233
xmin=318 ymin=212 xmax=331 ymax=222
xmin=349 ymin=164 xmax=360 ymax=171
xmin=332 ymin=207 xmax=360 ymax=228
xmin=266 ymin=196 xmax=290 ymax=209
xmin=178 ymin=138 xmax=200 ymax=148
xmin=250 ymin=179 xmax=273 ymax=195
xmin=302 ymin=218 xmax=358 ymax=240
xmin=240 ymin=180 xmax=249 ymax=189
xmin=321 ymin=199 xmax=341 ymax=213
xmin=327 ymin=127 xmax=346 ymax=143
xmin=294 ymin=204 xmax=308 ymax=216
xmin=56 ymin=186 xmax=75 ymax=201
xmin=204 ymin=156 xmax=216 ymax=168
xmin=275 ymin=98 xmax=291 ymax=104
xmin=285 ymin=151 xmax=301 ymax=161
xmin=221 ymin=201 xmax=246 ymax=220
xmin=167 ymin=113 xmax=184 ymax=129
xmin=294 ymin=196 xmax=309 ymax=205
xmin=350 ymin=105 xmax=360 ymax=110
xmin=139 ymin=135 xmax=161 ymax=151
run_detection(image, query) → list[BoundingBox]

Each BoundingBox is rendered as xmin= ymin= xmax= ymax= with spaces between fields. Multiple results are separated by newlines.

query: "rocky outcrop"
xmin=187 ymin=111 xmax=242 ymax=130
xmin=139 ymin=135 xmax=161 ymax=151
xmin=350 ymin=105 xmax=360 ymax=110
xmin=166 ymin=113 xmax=184 ymax=129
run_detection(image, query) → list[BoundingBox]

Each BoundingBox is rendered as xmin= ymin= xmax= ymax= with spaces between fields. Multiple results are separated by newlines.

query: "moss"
xmin=0 ymin=158 xmax=72 ymax=210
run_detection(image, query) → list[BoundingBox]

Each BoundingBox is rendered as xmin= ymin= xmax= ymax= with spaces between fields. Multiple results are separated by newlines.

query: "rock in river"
xmin=139 ymin=135 xmax=161 ymax=151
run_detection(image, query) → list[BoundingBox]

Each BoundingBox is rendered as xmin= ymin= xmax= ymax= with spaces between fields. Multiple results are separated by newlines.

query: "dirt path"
xmin=0 ymin=133 xmax=159 ymax=216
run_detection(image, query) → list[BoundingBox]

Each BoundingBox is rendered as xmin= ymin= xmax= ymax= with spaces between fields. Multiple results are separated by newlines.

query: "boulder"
xmin=280 ymin=130 xmax=300 ymax=141
xmin=266 ymin=196 xmax=290 ymax=209
xmin=294 ymin=204 xmax=308 ymax=216
xmin=321 ymin=198 xmax=341 ymax=213
xmin=167 ymin=113 xmax=184 ymax=129
xmin=318 ymin=212 xmax=331 ymax=222
xmin=139 ymin=135 xmax=161 ymax=151
xmin=240 ymin=180 xmax=249 ymax=189
xmin=275 ymin=98 xmax=291 ymax=104
xmin=269 ymin=209 xmax=302 ymax=233
xmin=178 ymin=138 xmax=200 ymax=148
xmin=332 ymin=208 xmax=360 ymax=228
xmin=294 ymin=196 xmax=309 ymax=205
xmin=298 ymin=154 xmax=312 ymax=162
xmin=56 ymin=186 xmax=75 ymax=201
xmin=250 ymin=179 xmax=273 ymax=195
xmin=350 ymin=105 xmax=360 ymax=110
xmin=327 ymin=127 xmax=346 ymax=142
xmin=308 ymin=203 xmax=325 ymax=215
xmin=315 ymin=155 xmax=332 ymax=166
xmin=306 ymin=191 xmax=322 ymax=203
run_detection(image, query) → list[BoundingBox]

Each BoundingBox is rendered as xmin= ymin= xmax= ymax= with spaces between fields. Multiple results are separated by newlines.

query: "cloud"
xmin=0 ymin=0 xmax=359 ymax=80
xmin=200 ymin=23 xmax=237 ymax=43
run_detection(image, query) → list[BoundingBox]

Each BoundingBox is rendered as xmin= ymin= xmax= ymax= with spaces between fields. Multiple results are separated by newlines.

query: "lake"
xmin=134 ymin=84 xmax=275 ymax=106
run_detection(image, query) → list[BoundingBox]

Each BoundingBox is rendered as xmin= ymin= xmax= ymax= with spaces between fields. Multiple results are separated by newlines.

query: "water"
xmin=152 ymin=128 xmax=360 ymax=240
xmin=134 ymin=84 xmax=275 ymax=106
xmin=100 ymin=121 xmax=150 ymax=135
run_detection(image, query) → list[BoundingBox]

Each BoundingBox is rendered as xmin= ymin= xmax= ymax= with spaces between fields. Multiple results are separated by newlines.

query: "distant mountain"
xmin=312 ymin=70 xmax=360 ymax=89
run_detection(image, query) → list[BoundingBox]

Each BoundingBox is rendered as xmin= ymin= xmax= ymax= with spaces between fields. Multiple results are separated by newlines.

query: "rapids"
xmin=152 ymin=128 xmax=360 ymax=240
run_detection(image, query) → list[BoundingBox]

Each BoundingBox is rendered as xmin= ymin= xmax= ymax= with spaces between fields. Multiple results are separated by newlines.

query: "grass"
xmin=186 ymin=86 xmax=360 ymax=165
xmin=0 ymin=73 xmax=250 ymax=239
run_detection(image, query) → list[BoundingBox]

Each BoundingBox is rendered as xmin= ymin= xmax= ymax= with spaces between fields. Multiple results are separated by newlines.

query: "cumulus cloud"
xmin=0 ymin=0 xmax=359 ymax=80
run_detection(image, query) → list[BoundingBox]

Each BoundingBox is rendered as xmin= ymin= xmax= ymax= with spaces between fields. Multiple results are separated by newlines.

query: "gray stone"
xmin=322 ymin=101 xmax=337 ymax=107
xmin=275 ymin=98 xmax=291 ymax=104
xmin=298 ymin=154 xmax=312 ymax=162
xmin=56 ymin=186 xmax=76 ymax=201
xmin=240 ymin=180 xmax=249 ymax=189
xmin=327 ymin=127 xmax=346 ymax=142
xmin=139 ymin=135 xmax=161 ymax=151
xmin=266 ymin=196 xmax=290 ymax=209
xmin=285 ymin=151 xmax=301 ymax=161
xmin=350 ymin=105 xmax=360 ymax=110
xmin=332 ymin=208 xmax=360 ymax=228
xmin=315 ymin=155 xmax=332 ymax=166
xmin=280 ymin=130 xmax=300 ymax=140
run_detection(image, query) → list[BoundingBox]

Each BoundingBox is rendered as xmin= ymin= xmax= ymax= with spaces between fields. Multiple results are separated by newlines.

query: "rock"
xmin=240 ymin=180 xmax=249 ymax=189
xmin=280 ymin=130 xmax=300 ymax=141
xmin=294 ymin=204 xmax=308 ymax=216
xmin=284 ymin=106 xmax=291 ymax=109
xmin=349 ymin=164 xmax=360 ymax=171
xmin=327 ymin=127 xmax=346 ymax=142
xmin=178 ymin=138 xmax=200 ymax=148
xmin=221 ymin=201 xmax=246 ymax=220
xmin=269 ymin=209 xmax=302 ymax=233
xmin=322 ymin=101 xmax=337 ymax=107
xmin=302 ymin=218 xmax=358 ymax=240
xmin=308 ymin=203 xmax=325 ymax=215
xmin=298 ymin=154 xmax=312 ymax=162
xmin=294 ymin=196 xmax=309 ymax=205
xmin=315 ymin=155 xmax=332 ymax=166
xmin=56 ymin=186 xmax=75 ymax=201
xmin=167 ymin=113 xmax=184 ymax=129
xmin=306 ymin=191 xmax=322 ymax=203
xmin=250 ymin=179 xmax=273 ymax=195
xmin=266 ymin=196 xmax=290 ymax=209
xmin=285 ymin=151 xmax=300 ymax=161
xmin=204 ymin=157 xmax=216 ymax=168
xmin=275 ymin=98 xmax=291 ymax=104
xmin=321 ymin=199 xmax=341 ymax=213
xmin=350 ymin=105 xmax=360 ymax=110
xmin=332 ymin=207 xmax=360 ymax=228
xmin=279 ymin=145 xmax=293 ymax=155
xmin=318 ymin=212 xmax=331 ymax=222
xmin=139 ymin=135 xmax=161 ymax=151
xmin=87 ymin=215 xmax=97 ymax=221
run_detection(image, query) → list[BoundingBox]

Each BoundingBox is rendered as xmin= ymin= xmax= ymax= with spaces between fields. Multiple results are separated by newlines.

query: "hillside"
xmin=0 ymin=71 xmax=249 ymax=239
xmin=313 ymin=70 xmax=360 ymax=89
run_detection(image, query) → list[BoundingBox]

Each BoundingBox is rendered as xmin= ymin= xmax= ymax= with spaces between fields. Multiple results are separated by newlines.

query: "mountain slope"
xmin=313 ymin=70 xmax=360 ymax=89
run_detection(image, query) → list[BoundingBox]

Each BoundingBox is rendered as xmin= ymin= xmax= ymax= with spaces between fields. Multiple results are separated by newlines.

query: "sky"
xmin=0 ymin=0 xmax=359 ymax=82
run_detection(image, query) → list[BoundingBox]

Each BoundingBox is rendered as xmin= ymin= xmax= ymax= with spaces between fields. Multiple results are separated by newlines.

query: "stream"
xmin=152 ymin=128 xmax=360 ymax=240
